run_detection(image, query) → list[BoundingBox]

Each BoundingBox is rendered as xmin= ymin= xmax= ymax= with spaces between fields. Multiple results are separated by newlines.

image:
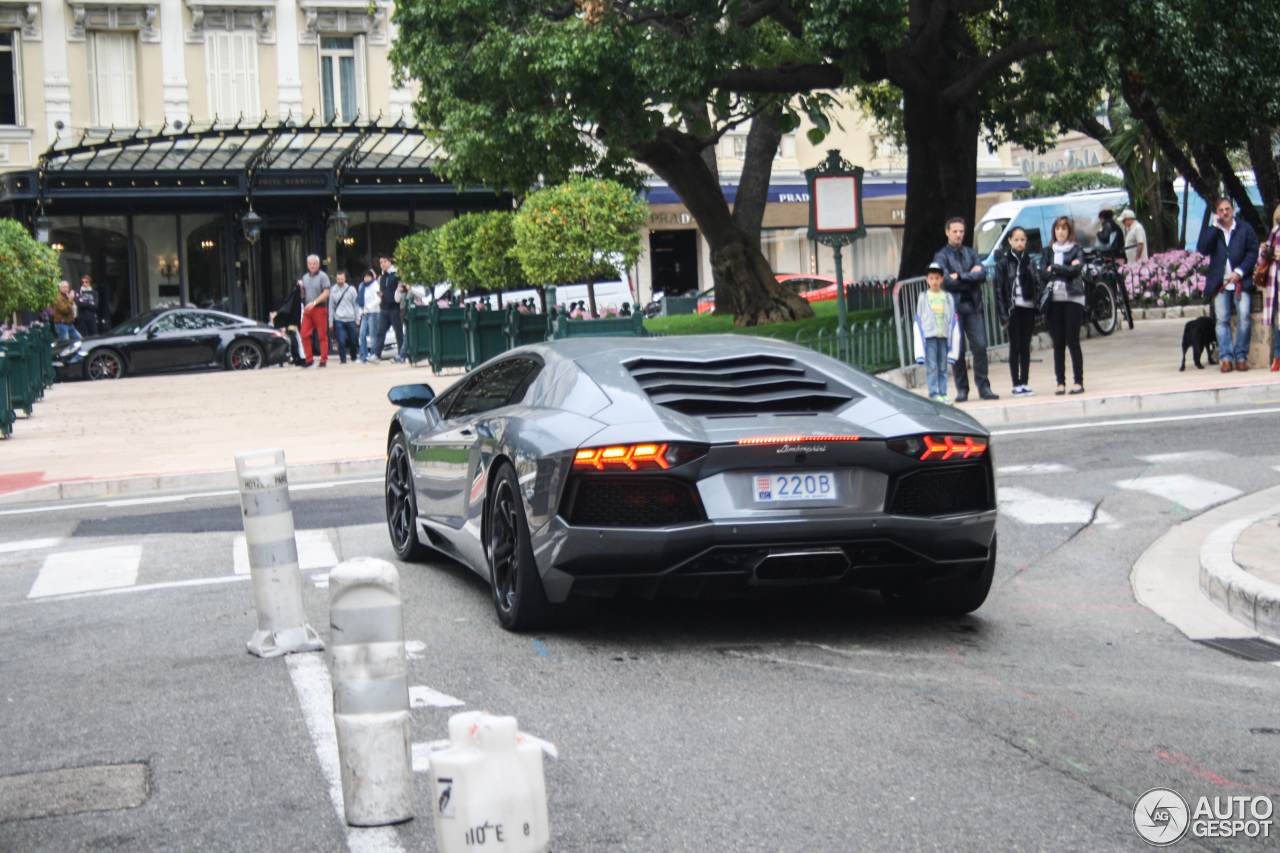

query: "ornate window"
xmin=319 ymin=35 xmax=364 ymax=123
xmin=0 ymin=3 xmax=39 ymax=40
xmin=184 ymin=0 xmax=274 ymax=44
xmin=89 ymin=31 xmax=138 ymax=128
xmin=204 ymin=29 xmax=260 ymax=120
xmin=297 ymin=0 xmax=385 ymax=45
xmin=66 ymin=1 xmax=158 ymax=42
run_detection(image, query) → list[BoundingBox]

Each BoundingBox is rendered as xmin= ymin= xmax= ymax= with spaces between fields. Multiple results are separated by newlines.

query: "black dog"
xmin=1180 ymin=316 xmax=1218 ymax=370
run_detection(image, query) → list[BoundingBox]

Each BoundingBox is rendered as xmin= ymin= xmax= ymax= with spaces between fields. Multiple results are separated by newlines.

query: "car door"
xmin=128 ymin=311 xmax=208 ymax=372
xmin=412 ymin=358 xmax=539 ymax=527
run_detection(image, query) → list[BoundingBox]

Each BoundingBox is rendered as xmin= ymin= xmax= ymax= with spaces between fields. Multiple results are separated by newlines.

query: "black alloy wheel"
xmin=882 ymin=535 xmax=997 ymax=617
xmin=86 ymin=350 xmax=124 ymax=380
xmin=487 ymin=463 xmax=553 ymax=631
xmin=227 ymin=340 xmax=264 ymax=370
xmin=385 ymin=433 xmax=429 ymax=561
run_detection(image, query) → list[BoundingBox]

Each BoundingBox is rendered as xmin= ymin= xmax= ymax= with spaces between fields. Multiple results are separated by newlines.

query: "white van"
xmin=463 ymin=279 xmax=636 ymax=312
xmin=974 ymin=188 xmax=1130 ymax=264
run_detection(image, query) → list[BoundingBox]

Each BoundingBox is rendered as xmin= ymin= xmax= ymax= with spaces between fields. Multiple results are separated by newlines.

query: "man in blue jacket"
xmin=933 ymin=218 xmax=998 ymax=401
xmin=1197 ymin=198 xmax=1260 ymax=372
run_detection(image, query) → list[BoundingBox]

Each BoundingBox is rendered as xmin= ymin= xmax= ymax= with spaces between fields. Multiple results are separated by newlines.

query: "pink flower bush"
xmin=1119 ymin=250 xmax=1207 ymax=306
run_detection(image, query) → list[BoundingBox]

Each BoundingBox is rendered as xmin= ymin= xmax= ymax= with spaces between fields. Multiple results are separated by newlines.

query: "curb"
xmin=1131 ymin=483 xmax=1280 ymax=644
xmin=971 ymin=380 xmax=1280 ymax=426
xmin=1199 ymin=501 xmax=1280 ymax=639
xmin=0 ymin=457 xmax=385 ymax=504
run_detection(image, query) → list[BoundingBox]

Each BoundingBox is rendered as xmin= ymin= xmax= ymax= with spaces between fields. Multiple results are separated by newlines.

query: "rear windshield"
xmin=974 ymin=218 xmax=1010 ymax=257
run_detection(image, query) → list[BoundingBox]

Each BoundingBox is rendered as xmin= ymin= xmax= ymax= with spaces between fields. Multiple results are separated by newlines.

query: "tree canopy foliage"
xmin=512 ymin=179 xmax=647 ymax=317
xmin=0 ymin=219 xmax=60 ymax=321
xmin=1013 ymin=172 xmax=1125 ymax=201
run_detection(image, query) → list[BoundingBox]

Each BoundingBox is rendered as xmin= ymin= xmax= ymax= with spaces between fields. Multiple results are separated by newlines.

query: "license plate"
xmin=753 ymin=472 xmax=837 ymax=503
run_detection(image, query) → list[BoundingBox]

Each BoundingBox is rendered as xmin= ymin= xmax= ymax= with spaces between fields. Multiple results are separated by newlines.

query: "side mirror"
xmin=388 ymin=383 xmax=435 ymax=408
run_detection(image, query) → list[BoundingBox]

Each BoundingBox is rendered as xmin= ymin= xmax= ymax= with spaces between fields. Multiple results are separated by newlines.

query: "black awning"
xmin=33 ymin=115 xmax=463 ymax=202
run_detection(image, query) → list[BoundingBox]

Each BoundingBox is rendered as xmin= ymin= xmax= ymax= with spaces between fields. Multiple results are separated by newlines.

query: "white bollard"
xmin=428 ymin=712 xmax=551 ymax=853
xmin=329 ymin=557 xmax=414 ymax=826
xmin=235 ymin=448 xmax=324 ymax=658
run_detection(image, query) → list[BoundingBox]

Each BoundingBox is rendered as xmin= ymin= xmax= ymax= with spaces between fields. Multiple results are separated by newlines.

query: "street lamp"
xmin=330 ymin=205 xmax=349 ymax=239
xmin=33 ymin=213 xmax=51 ymax=244
xmin=805 ymin=150 xmax=866 ymax=347
xmin=242 ymin=208 xmax=263 ymax=243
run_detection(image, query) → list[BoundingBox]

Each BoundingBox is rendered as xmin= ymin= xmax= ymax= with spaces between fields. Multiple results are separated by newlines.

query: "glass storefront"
xmin=762 ymin=228 xmax=812 ymax=276
xmin=183 ymin=215 xmax=228 ymax=310
xmin=760 ymin=226 xmax=903 ymax=283
xmin=131 ymin=215 xmax=181 ymax=313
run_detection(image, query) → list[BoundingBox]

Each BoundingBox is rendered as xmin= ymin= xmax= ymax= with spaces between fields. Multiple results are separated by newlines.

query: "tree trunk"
xmin=731 ymin=105 xmax=783 ymax=246
xmin=896 ymin=87 xmax=981 ymax=280
xmin=1247 ymin=126 xmax=1279 ymax=224
xmin=1205 ymin=144 xmax=1263 ymax=233
xmin=632 ymin=127 xmax=813 ymax=326
xmin=585 ymin=276 xmax=598 ymax=319
xmin=536 ymin=286 xmax=547 ymax=314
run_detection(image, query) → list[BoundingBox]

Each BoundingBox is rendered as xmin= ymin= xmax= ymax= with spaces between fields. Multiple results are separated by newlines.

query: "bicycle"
xmin=1080 ymin=249 xmax=1134 ymax=335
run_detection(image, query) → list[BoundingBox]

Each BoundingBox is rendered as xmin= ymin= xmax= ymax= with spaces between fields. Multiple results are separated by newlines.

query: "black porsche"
xmin=52 ymin=308 xmax=291 ymax=381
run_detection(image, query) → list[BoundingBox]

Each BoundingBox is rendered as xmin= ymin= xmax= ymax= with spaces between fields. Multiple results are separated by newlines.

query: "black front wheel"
xmin=86 ymin=350 xmax=124 ymax=380
xmin=226 ymin=340 xmax=264 ymax=370
xmin=487 ymin=463 xmax=554 ymax=632
xmin=882 ymin=536 xmax=997 ymax=617
xmin=385 ymin=433 xmax=430 ymax=561
xmin=1090 ymin=283 xmax=1117 ymax=336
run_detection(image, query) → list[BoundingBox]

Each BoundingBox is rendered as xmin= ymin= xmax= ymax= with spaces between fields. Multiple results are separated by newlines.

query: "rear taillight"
xmin=573 ymin=442 xmax=706 ymax=471
xmin=737 ymin=435 xmax=859 ymax=445
xmin=888 ymin=435 xmax=987 ymax=461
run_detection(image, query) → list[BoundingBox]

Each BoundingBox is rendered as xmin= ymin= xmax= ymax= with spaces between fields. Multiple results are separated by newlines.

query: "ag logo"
xmin=1134 ymin=788 xmax=1190 ymax=846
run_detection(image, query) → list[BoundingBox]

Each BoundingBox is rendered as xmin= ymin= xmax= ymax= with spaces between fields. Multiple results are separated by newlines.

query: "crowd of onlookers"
xmin=914 ymin=199 xmax=1280 ymax=405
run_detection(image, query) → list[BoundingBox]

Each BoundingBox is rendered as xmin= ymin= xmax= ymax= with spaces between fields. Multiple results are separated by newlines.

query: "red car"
xmin=696 ymin=274 xmax=852 ymax=313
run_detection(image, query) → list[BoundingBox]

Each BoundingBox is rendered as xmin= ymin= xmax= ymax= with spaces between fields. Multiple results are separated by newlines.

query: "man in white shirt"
xmin=1121 ymin=210 xmax=1147 ymax=263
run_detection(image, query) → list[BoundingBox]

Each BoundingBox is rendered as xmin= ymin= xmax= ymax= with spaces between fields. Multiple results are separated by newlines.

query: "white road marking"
xmin=233 ymin=529 xmax=338 ymax=575
xmin=28 ymin=546 xmax=142 ymax=599
xmin=997 ymin=487 xmax=1116 ymax=526
xmin=991 ymin=406 xmax=1280 ymax=437
xmin=0 ymin=537 xmax=61 ymax=554
xmin=996 ymin=463 xmax=1074 ymax=476
xmin=313 ymin=574 xmax=330 ymax=589
xmin=0 ymin=478 xmax=383 ymax=517
xmin=1116 ymin=475 xmax=1243 ymax=511
xmin=27 ymin=574 xmax=249 ymax=603
xmin=1140 ymin=450 xmax=1234 ymax=464
xmin=409 ymin=686 xmax=465 ymax=709
xmin=285 ymin=653 xmax=408 ymax=853
xmin=404 ymin=641 xmax=427 ymax=661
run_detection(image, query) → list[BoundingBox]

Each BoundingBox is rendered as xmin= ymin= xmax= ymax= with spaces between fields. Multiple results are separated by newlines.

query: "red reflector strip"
xmin=736 ymin=435 xmax=860 ymax=445
xmin=920 ymin=435 xmax=987 ymax=461
xmin=573 ymin=443 xmax=670 ymax=470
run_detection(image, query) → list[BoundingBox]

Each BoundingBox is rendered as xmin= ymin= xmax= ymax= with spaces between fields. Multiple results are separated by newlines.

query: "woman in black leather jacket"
xmin=993 ymin=226 xmax=1041 ymax=395
xmin=1039 ymin=216 xmax=1085 ymax=395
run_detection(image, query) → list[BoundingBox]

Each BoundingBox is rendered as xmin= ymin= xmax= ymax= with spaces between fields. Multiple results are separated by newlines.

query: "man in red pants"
xmin=298 ymin=254 xmax=331 ymax=368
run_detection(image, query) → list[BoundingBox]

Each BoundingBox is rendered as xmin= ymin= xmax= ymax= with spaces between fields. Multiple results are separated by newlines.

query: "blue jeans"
xmin=55 ymin=323 xmax=81 ymax=341
xmin=925 ymin=336 xmax=949 ymax=398
xmin=359 ymin=314 xmax=379 ymax=360
xmin=1214 ymin=288 xmax=1252 ymax=362
xmin=332 ymin=320 xmax=358 ymax=362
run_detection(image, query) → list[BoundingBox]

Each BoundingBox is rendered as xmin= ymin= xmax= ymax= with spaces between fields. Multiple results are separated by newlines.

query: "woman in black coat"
xmin=270 ymin=280 xmax=305 ymax=365
xmin=1040 ymin=216 xmax=1085 ymax=394
xmin=993 ymin=226 xmax=1041 ymax=395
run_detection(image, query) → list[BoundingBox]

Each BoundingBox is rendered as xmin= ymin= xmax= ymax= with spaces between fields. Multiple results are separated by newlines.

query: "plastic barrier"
xmin=402 ymin=304 xmax=432 ymax=365
xmin=329 ymin=557 xmax=414 ymax=826
xmin=425 ymin=303 xmax=470 ymax=373
xmin=502 ymin=307 xmax=553 ymax=350
xmin=463 ymin=304 xmax=509 ymax=370
xmin=234 ymin=448 xmax=324 ymax=658
xmin=549 ymin=307 xmax=646 ymax=339
xmin=428 ymin=712 xmax=551 ymax=853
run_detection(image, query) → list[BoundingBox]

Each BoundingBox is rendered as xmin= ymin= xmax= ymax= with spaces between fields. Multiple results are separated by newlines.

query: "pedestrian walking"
xmin=299 ymin=253 xmax=331 ymax=368
xmin=1122 ymin=210 xmax=1148 ymax=263
xmin=1040 ymin=216 xmax=1085 ymax=395
xmin=269 ymin=279 xmax=305 ymax=365
xmin=1258 ymin=205 xmax=1280 ymax=372
xmin=357 ymin=268 xmax=381 ymax=363
xmin=993 ymin=226 xmax=1041 ymax=396
xmin=74 ymin=275 xmax=98 ymax=337
xmin=328 ymin=271 xmax=360 ymax=363
xmin=375 ymin=254 xmax=405 ymax=363
xmin=912 ymin=262 xmax=960 ymax=404
xmin=932 ymin=217 xmax=998 ymax=402
xmin=1197 ymin=198 xmax=1260 ymax=372
xmin=52 ymin=281 xmax=81 ymax=341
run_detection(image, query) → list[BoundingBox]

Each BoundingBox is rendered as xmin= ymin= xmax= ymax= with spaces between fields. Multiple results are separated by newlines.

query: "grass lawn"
xmin=645 ymin=299 xmax=892 ymax=340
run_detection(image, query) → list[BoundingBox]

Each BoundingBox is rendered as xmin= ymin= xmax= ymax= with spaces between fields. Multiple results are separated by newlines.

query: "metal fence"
xmin=891 ymin=276 xmax=1009 ymax=368
xmin=769 ymin=318 xmax=899 ymax=374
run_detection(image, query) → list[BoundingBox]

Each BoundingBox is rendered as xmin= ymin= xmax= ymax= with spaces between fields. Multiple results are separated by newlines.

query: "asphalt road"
xmin=1 ymin=405 xmax=1278 ymax=852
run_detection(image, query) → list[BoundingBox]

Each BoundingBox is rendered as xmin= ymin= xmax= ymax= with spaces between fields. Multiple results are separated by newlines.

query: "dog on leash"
xmin=1179 ymin=316 xmax=1217 ymax=370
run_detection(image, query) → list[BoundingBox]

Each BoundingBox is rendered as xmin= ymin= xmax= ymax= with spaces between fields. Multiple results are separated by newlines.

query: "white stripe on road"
xmin=233 ymin=529 xmax=339 ymax=575
xmin=285 ymin=653 xmax=408 ymax=853
xmin=996 ymin=463 xmax=1074 ymax=476
xmin=997 ymin=487 xmax=1116 ymax=526
xmin=991 ymin=407 xmax=1280 ymax=437
xmin=1116 ymin=475 xmax=1243 ymax=511
xmin=0 ymin=537 xmax=61 ymax=554
xmin=27 ymin=546 xmax=142 ymax=598
xmin=26 ymin=573 xmax=249 ymax=603
xmin=0 ymin=478 xmax=384 ymax=516
xmin=409 ymin=686 xmax=465 ymax=709
xmin=1140 ymin=450 xmax=1234 ymax=464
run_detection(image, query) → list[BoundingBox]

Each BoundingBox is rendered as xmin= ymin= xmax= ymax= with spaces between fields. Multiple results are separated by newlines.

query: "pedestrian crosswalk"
xmin=28 ymin=545 xmax=142 ymax=598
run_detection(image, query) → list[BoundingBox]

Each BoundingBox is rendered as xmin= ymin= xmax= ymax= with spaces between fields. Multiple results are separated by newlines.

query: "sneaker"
xmin=318 ymin=362 xmax=327 ymax=369
xmin=1011 ymin=386 xmax=1026 ymax=396
xmin=938 ymin=395 xmax=951 ymax=405
xmin=367 ymin=356 xmax=380 ymax=364
xmin=1020 ymin=386 xmax=1035 ymax=396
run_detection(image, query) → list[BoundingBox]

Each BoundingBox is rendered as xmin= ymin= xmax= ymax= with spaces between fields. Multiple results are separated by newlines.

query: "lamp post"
xmin=243 ymin=208 xmax=263 ymax=318
xmin=805 ymin=150 xmax=866 ymax=353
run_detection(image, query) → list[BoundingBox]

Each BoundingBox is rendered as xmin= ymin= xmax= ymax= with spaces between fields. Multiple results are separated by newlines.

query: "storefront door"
xmin=259 ymin=229 xmax=306 ymax=318
xmin=649 ymin=229 xmax=699 ymax=296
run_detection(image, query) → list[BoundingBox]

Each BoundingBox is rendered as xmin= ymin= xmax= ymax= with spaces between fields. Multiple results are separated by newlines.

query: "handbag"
xmin=1254 ymin=240 xmax=1275 ymax=289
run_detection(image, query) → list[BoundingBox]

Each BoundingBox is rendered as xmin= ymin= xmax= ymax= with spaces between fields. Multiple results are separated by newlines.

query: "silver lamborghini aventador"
xmin=384 ymin=336 xmax=997 ymax=631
